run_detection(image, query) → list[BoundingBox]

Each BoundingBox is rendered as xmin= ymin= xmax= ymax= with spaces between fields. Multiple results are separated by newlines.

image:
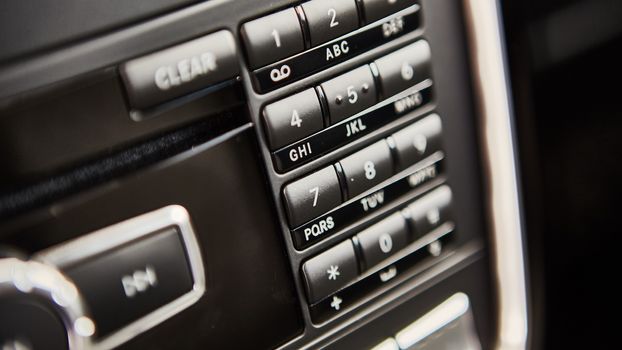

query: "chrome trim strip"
xmin=395 ymin=292 xmax=480 ymax=350
xmin=0 ymin=258 xmax=93 ymax=349
xmin=36 ymin=205 xmax=206 ymax=350
xmin=462 ymin=1 xmax=529 ymax=349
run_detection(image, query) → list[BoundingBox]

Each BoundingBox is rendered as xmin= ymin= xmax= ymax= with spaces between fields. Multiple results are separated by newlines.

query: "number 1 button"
xmin=241 ymin=8 xmax=305 ymax=69
xmin=283 ymin=166 xmax=342 ymax=228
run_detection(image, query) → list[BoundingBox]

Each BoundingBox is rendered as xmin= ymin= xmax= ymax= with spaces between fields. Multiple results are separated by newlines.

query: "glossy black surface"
xmin=273 ymin=84 xmax=433 ymax=172
xmin=324 ymin=257 xmax=492 ymax=349
xmin=0 ymin=128 xmax=303 ymax=349
xmin=310 ymin=227 xmax=454 ymax=323
xmin=0 ymin=0 xmax=495 ymax=349
xmin=65 ymin=228 xmax=193 ymax=338
xmin=251 ymin=6 xmax=421 ymax=93
xmin=292 ymin=155 xmax=444 ymax=250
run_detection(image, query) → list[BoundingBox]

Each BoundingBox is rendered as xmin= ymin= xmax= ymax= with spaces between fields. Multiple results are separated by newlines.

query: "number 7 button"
xmin=283 ymin=166 xmax=343 ymax=228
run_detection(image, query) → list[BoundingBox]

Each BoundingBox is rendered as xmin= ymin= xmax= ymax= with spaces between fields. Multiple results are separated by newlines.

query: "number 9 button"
xmin=263 ymin=88 xmax=324 ymax=150
xmin=339 ymin=139 xmax=393 ymax=197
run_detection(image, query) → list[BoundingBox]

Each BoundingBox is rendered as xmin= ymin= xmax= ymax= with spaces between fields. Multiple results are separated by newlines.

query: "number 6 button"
xmin=339 ymin=140 xmax=393 ymax=197
xmin=302 ymin=0 xmax=359 ymax=47
xmin=263 ymin=89 xmax=324 ymax=150
xmin=283 ymin=166 xmax=342 ymax=228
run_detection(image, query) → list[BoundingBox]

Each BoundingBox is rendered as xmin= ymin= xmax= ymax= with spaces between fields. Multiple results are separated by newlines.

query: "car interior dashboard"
xmin=1 ymin=0 xmax=620 ymax=349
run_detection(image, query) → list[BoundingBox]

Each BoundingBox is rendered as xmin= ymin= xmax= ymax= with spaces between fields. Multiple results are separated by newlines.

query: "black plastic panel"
xmin=0 ymin=128 xmax=303 ymax=349
xmin=0 ymin=0 xmax=494 ymax=349
xmin=0 ymin=0 xmax=199 ymax=64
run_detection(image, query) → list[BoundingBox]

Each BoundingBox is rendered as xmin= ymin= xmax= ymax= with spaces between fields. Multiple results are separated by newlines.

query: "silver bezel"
xmin=0 ymin=258 xmax=93 ymax=350
xmin=35 ymin=205 xmax=206 ymax=350
xmin=462 ymin=0 xmax=530 ymax=349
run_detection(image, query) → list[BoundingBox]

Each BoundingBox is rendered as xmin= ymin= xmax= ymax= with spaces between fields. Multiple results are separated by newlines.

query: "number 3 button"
xmin=339 ymin=140 xmax=394 ymax=198
xmin=263 ymin=89 xmax=324 ymax=150
xmin=302 ymin=0 xmax=360 ymax=47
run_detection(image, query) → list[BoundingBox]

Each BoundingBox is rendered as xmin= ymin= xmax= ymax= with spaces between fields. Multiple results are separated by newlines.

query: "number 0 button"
xmin=356 ymin=212 xmax=409 ymax=269
xmin=241 ymin=8 xmax=305 ymax=69
xmin=302 ymin=0 xmax=359 ymax=47
xmin=263 ymin=89 xmax=324 ymax=150
xmin=340 ymin=140 xmax=393 ymax=197
xmin=283 ymin=166 xmax=342 ymax=228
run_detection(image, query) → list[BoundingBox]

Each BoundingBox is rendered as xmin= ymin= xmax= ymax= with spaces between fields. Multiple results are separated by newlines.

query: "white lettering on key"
xmin=345 ymin=118 xmax=367 ymax=137
xmin=121 ymin=265 xmax=158 ymax=298
xmin=154 ymin=52 xmax=217 ymax=90
xmin=408 ymin=165 xmax=438 ymax=188
xmin=360 ymin=190 xmax=385 ymax=211
xmin=303 ymin=216 xmax=335 ymax=241
xmin=379 ymin=233 xmax=393 ymax=253
xmin=382 ymin=16 xmax=405 ymax=38
xmin=325 ymin=41 xmax=350 ymax=61
xmin=394 ymin=91 xmax=424 ymax=114
xmin=270 ymin=64 xmax=291 ymax=82
xmin=288 ymin=142 xmax=312 ymax=162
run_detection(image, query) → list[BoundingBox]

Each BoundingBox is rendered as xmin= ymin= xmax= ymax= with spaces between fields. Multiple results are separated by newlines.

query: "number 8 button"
xmin=339 ymin=139 xmax=393 ymax=197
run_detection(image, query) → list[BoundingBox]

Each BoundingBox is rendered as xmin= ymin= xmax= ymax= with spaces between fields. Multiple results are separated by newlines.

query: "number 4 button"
xmin=262 ymin=88 xmax=324 ymax=150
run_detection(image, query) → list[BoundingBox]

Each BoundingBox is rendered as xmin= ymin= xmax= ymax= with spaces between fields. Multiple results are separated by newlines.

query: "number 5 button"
xmin=302 ymin=0 xmax=359 ymax=47
xmin=339 ymin=140 xmax=394 ymax=198
xmin=321 ymin=65 xmax=378 ymax=124
xmin=263 ymin=89 xmax=324 ymax=150
xmin=283 ymin=166 xmax=342 ymax=228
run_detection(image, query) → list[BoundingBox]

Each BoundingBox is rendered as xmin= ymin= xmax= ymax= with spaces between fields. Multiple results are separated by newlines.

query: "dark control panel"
xmin=242 ymin=0 xmax=471 ymax=330
xmin=0 ymin=0 xmax=493 ymax=349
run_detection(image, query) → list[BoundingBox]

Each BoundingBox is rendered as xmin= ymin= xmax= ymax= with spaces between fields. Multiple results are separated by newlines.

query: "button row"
xmin=250 ymin=4 xmax=422 ymax=93
xmin=273 ymin=83 xmax=433 ymax=172
xmin=292 ymin=153 xmax=444 ymax=250
xmin=309 ymin=226 xmax=454 ymax=323
xmin=283 ymin=114 xmax=442 ymax=228
xmin=263 ymin=40 xmax=432 ymax=151
xmin=241 ymin=0 xmax=418 ymax=70
xmin=302 ymin=185 xmax=453 ymax=304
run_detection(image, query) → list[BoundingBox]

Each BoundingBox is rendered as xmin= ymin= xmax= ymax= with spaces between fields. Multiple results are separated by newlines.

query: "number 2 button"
xmin=302 ymin=0 xmax=360 ymax=46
